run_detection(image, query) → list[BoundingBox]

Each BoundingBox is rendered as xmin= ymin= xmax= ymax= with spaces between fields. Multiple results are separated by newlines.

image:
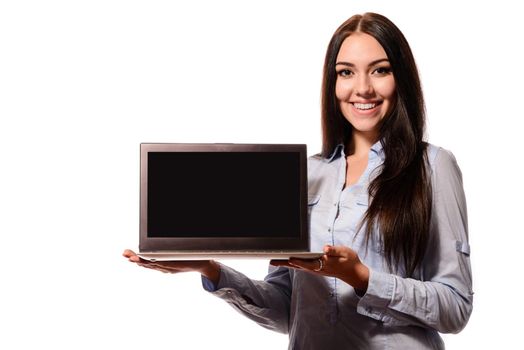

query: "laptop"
xmin=137 ymin=143 xmax=323 ymax=261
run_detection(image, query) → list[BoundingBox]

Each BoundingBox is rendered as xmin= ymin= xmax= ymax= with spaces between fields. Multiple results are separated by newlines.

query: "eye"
xmin=337 ymin=69 xmax=353 ymax=78
xmin=373 ymin=66 xmax=392 ymax=75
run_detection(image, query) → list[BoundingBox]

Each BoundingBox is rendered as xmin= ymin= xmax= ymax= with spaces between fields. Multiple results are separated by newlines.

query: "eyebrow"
xmin=335 ymin=58 xmax=390 ymax=67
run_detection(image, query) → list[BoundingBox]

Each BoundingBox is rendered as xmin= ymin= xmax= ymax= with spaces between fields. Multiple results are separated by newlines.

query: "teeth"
xmin=354 ymin=103 xmax=376 ymax=110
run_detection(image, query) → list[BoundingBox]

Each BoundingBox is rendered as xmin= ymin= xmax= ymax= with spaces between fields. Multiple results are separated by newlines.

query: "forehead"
xmin=336 ymin=32 xmax=388 ymax=63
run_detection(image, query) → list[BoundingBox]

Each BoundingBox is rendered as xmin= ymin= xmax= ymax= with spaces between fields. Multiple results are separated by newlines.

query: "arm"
xmin=202 ymin=264 xmax=292 ymax=334
xmin=356 ymin=148 xmax=473 ymax=333
xmin=123 ymin=249 xmax=292 ymax=333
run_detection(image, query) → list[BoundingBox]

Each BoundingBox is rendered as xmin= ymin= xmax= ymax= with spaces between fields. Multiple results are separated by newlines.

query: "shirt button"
xmin=328 ymin=228 xmax=331 ymax=232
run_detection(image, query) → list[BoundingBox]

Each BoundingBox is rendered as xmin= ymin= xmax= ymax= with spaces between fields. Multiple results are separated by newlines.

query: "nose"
xmin=356 ymin=75 xmax=373 ymax=97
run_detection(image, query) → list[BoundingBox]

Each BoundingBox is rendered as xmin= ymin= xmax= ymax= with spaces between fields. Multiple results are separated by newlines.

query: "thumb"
xmin=324 ymin=245 xmax=347 ymax=257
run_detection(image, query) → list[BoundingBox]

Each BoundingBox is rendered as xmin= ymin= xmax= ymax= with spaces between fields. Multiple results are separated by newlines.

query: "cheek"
xmin=375 ymin=78 xmax=396 ymax=99
xmin=335 ymin=80 xmax=352 ymax=101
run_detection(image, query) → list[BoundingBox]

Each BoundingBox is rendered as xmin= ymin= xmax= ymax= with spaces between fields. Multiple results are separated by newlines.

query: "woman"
xmin=124 ymin=12 xmax=473 ymax=349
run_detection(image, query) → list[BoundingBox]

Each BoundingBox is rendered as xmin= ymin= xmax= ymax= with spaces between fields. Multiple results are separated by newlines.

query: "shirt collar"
xmin=324 ymin=144 xmax=345 ymax=163
xmin=369 ymin=140 xmax=385 ymax=161
xmin=324 ymin=140 xmax=385 ymax=163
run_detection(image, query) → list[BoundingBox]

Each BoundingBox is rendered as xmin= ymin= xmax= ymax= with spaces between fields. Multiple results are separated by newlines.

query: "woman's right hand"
xmin=122 ymin=249 xmax=221 ymax=286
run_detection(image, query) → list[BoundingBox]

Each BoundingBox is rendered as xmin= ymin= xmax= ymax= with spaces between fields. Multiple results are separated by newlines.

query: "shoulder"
xmin=425 ymin=143 xmax=461 ymax=176
xmin=307 ymin=153 xmax=330 ymax=173
xmin=308 ymin=152 xmax=324 ymax=161
xmin=308 ymin=153 xmax=324 ymax=165
xmin=307 ymin=153 xmax=340 ymax=194
xmin=426 ymin=143 xmax=464 ymax=189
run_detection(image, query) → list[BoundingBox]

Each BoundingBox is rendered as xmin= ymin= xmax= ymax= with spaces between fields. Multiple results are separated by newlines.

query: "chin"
xmin=348 ymin=119 xmax=382 ymax=133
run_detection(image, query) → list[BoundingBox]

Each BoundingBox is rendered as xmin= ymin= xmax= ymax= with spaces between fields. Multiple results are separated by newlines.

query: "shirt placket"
xmin=325 ymin=155 xmax=348 ymax=324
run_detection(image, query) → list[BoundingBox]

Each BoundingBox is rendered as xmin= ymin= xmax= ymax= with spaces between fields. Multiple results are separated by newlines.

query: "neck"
xmin=348 ymin=130 xmax=378 ymax=158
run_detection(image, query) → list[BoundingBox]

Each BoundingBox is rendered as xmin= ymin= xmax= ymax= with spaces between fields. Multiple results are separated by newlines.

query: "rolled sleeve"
xmin=357 ymin=269 xmax=395 ymax=321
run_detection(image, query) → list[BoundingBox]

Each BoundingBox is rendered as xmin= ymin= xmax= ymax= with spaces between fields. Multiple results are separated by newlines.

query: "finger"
xmin=145 ymin=260 xmax=209 ymax=274
xmin=147 ymin=261 xmax=179 ymax=271
xmin=123 ymin=249 xmax=137 ymax=258
xmin=270 ymin=260 xmax=295 ymax=268
xmin=324 ymin=245 xmax=347 ymax=257
xmin=289 ymin=258 xmax=323 ymax=271
xmin=123 ymin=249 xmax=144 ymax=263
xmin=139 ymin=263 xmax=173 ymax=273
xmin=136 ymin=260 xmax=153 ymax=268
xmin=155 ymin=260 xmax=204 ymax=271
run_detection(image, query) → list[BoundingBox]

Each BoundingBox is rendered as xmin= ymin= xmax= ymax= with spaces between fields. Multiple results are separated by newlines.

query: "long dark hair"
xmin=321 ymin=13 xmax=431 ymax=277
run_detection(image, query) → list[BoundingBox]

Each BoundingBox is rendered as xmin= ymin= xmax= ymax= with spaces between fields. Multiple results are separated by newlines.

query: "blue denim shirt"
xmin=203 ymin=142 xmax=473 ymax=349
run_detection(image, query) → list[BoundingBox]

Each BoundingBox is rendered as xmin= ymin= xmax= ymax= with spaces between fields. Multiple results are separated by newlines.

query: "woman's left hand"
xmin=271 ymin=245 xmax=369 ymax=292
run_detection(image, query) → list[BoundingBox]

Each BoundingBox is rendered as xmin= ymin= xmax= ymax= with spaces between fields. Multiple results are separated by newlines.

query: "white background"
xmin=1 ymin=0 xmax=522 ymax=348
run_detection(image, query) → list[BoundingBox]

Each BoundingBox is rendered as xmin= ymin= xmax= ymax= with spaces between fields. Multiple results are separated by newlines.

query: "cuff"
xmin=201 ymin=275 xmax=217 ymax=292
xmin=201 ymin=263 xmax=239 ymax=293
xmin=356 ymin=269 xmax=395 ymax=321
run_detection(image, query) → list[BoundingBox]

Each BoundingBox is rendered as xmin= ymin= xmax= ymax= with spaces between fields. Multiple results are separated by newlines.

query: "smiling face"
xmin=335 ymin=32 xmax=396 ymax=142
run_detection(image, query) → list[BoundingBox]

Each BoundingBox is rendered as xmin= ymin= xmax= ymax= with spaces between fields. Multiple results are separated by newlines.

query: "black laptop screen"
xmin=147 ymin=151 xmax=301 ymax=238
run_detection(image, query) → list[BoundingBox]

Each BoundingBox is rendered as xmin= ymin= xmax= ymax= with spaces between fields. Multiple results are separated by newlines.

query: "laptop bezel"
xmin=139 ymin=143 xmax=309 ymax=252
